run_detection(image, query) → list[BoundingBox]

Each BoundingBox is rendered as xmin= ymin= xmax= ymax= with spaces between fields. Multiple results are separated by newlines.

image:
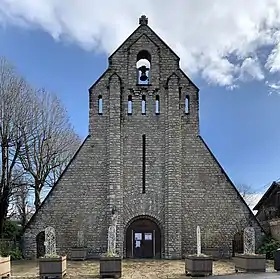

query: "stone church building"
xmin=23 ymin=16 xmax=263 ymax=259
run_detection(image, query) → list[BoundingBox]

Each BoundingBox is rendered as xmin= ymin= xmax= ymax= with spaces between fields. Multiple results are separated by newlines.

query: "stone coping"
xmin=234 ymin=253 xmax=266 ymax=259
xmin=39 ymin=255 xmax=67 ymax=262
xmin=99 ymin=256 xmax=122 ymax=261
xmin=185 ymin=254 xmax=213 ymax=260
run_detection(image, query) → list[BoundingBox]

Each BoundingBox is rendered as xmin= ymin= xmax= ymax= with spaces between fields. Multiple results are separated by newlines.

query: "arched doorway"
xmin=36 ymin=231 xmax=45 ymax=258
xmin=232 ymin=231 xmax=244 ymax=257
xmin=126 ymin=216 xmax=161 ymax=259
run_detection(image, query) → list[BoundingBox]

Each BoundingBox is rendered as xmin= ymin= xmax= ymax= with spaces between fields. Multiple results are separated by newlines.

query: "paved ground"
xmin=9 ymin=259 xmax=277 ymax=278
xmin=212 ymin=273 xmax=279 ymax=279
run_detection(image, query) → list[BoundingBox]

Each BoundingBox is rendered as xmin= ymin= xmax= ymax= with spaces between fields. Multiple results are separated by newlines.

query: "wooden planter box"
xmin=70 ymin=247 xmax=87 ymax=260
xmin=233 ymin=254 xmax=266 ymax=272
xmin=39 ymin=255 xmax=67 ymax=278
xmin=185 ymin=255 xmax=213 ymax=276
xmin=0 ymin=256 xmax=11 ymax=278
xmin=100 ymin=257 xmax=122 ymax=278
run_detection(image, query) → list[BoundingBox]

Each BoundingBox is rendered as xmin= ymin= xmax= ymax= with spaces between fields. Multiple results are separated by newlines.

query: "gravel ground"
xmin=9 ymin=259 xmax=276 ymax=278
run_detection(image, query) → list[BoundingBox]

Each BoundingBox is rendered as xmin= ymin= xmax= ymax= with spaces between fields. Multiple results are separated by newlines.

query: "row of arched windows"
xmin=97 ymin=95 xmax=189 ymax=115
xmin=128 ymin=95 xmax=160 ymax=115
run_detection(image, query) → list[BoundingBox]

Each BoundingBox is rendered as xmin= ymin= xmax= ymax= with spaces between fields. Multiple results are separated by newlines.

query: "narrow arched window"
xmin=128 ymin=95 xmax=132 ymax=115
xmin=142 ymin=134 xmax=146 ymax=193
xmin=98 ymin=95 xmax=103 ymax=115
xmin=142 ymin=95 xmax=146 ymax=115
xmin=185 ymin=95 xmax=189 ymax=114
xmin=155 ymin=95 xmax=160 ymax=114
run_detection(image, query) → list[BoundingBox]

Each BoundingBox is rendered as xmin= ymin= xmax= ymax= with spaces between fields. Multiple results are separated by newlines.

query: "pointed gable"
xmin=253 ymin=181 xmax=280 ymax=211
xmin=109 ymin=15 xmax=179 ymax=68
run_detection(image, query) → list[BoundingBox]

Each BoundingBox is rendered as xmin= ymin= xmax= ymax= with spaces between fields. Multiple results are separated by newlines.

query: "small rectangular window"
xmin=142 ymin=95 xmax=146 ymax=115
xmin=128 ymin=95 xmax=132 ymax=115
xmin=98 ymin=95 xmax=102 ymax=115
xmin=185 ymin=95 xmax=189 ymax=114
xmin=155 ymin=95 xmax=160 ymax=114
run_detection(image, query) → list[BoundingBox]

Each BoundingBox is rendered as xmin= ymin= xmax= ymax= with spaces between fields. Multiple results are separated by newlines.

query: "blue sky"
xmin=1 ymin=1 xmax=280 ymax=201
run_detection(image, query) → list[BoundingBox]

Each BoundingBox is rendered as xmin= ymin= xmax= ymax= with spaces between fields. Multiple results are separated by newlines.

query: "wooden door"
xmin=126 ymin=217 xmax=160 ymax=258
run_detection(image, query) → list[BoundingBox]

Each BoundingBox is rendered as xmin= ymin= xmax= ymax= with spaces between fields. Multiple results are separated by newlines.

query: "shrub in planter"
xmin=0 ymin=255 xmax=11 ymax=278
xmin=70 ymin=247 xmax=87 ymax=260
xmin=39 ymin=226 xmax=67 ymax=278
xmin=185 ymin=253 xmax=213 ymax=277
xmin=70 ymin=230 xmax=87 ymax=260
xmin=100 ymin=251 xmax=122 ymax=279
xmin=233 ymin=226 xmax=266 ymax=273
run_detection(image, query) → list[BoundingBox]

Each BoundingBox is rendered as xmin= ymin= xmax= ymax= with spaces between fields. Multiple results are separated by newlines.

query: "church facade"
xmin=23 ymin=16 xmax=263 ymax=259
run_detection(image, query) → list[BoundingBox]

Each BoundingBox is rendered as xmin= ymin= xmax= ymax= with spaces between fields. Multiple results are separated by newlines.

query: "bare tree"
xmin=0 ymin=57 xmax=80 ymax=232
xmin=19 ymin=88 xmax=80 ymax=210
xmin=0 ymin=57 xmax=34 ymax=236
xmin=237 ymin=183 xmax=257 ymax=209
xmin=14 ymin=182 xmax=34 ymax=228
xmin=47 ymin=130 xmax=80 ymax=187
xmin=7 ymin=171 xmax=35 ymax=228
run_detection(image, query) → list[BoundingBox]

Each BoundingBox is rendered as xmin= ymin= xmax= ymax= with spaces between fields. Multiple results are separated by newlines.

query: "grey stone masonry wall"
xmin=23 ymin=15 xmax=264 ymax=259
xmin=23 ymin=136 xmax=109 ymax=259
xmin=164 ymin=74 xmax=182 ymax=259
xmin=181 ymin=134 xmax=263 ymax=256
xmin=108 ymin=74 xmax=124 ymax=255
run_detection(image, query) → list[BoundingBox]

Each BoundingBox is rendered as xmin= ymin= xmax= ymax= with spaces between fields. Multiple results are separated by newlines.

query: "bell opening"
xmin=136 ymin=50 xmax=151 ymax=85
xmin=139 ymin=65 xmax=149 ymax=82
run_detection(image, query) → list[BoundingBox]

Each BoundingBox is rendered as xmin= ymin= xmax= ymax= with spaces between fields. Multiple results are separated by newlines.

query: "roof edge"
xmin=199 ymin=135 xmax=266 ymax=233
xmin=253 ymin=181 xmax=278 ymax=211
xmin=89 ymin=69 xmax=110 ymax=92
xmin=22 ymin=135 xmax=91 ymax=234
xmin=108 ymin=24 xmax=180 ymax=62
xmin=178 ymin=69 xmax=199 ymax=92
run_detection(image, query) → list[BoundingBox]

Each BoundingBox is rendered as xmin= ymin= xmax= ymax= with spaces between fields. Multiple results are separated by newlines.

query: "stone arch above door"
xmin=125 ymin=215 xmax=161 ymax=259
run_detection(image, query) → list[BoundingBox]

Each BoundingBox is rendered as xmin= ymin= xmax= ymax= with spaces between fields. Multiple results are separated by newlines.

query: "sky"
xmin=1 ymin=0 xmax=280 ymax=209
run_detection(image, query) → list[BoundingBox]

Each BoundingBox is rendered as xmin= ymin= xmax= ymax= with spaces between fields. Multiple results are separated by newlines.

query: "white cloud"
xmin=266 ymin=80 xmax=280 ymax=94
xmin=239 ymin=57 xmax=265 ymax=81
xmin=265 ymin=33 xmax=280 ymax=73
xmin=1 ymin=0 xmax=280 ymax=87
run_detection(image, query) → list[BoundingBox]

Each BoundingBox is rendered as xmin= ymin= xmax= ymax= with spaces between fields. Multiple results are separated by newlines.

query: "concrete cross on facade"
xmin=139 ymin=15 xmax=148 ymax=25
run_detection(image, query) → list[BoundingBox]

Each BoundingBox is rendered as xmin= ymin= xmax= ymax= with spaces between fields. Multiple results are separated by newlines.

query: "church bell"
xmin=138 ymin=65 xmax=149 ymax=82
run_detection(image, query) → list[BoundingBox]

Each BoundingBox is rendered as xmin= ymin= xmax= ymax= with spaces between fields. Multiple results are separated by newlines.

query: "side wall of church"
xmin=180 ymin=73 xmax=263 ymax=255
xmin=23 ymin=134 xmax=109 ymax=259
